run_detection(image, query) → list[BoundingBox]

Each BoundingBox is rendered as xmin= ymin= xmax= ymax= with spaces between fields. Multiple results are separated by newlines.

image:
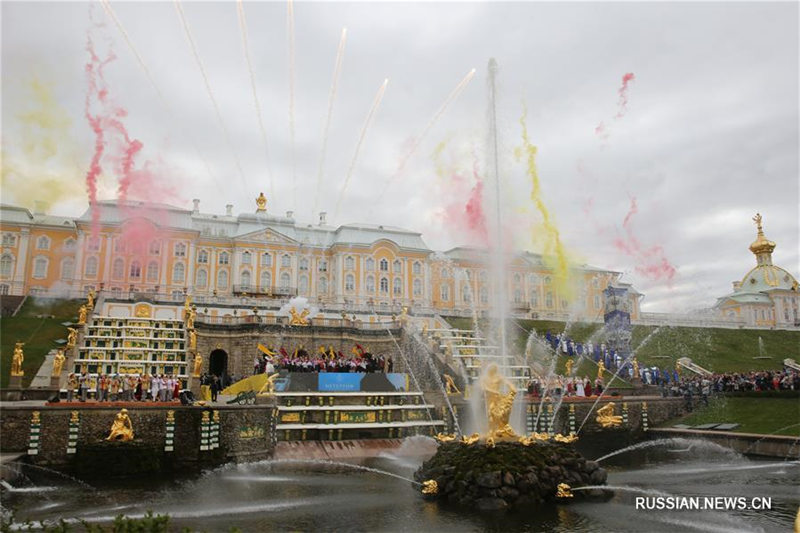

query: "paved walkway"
xmin=29 ymin=350 xmax=56 ymax=389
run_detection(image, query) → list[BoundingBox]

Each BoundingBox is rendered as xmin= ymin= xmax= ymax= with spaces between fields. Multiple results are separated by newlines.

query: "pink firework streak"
xmin=613 ymin=197 xmax=677 ymax=284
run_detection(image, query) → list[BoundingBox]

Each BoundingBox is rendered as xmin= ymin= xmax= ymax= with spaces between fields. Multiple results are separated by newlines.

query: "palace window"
xmin=412 ymin=261 xmax=421 ymax=275
xmin=0 ymin=284 xmax=8 ymax=295
xmin=545 ymin=276 xmax=551 ymax=285
xmin=365 ymin=258 xmax=375 ymax=271
xmin=318 ymin=276 xmax=328 ymax=294
xmin=174 ymin=243 xmax=186 ymax=257
xmin=346 ymin=274 xmax=355 ymax=292
xmin=86 ymin=238 xmax=100 ymax=252
xmin=345 ymin=256 xmax=355 ymax=270
xmin=64 ymin=238 xmax=76 ymax=251
xmin=84 ymin=256 xmax=98 ymax=278
xmin=480 ymin=287 xmax=488 ymax=304
xmin=379 ymin=259 xmax=389 ymax=272
xmin=513 ymin=273 xmax=521 ymax=284
xmin=147 ymin=261 xmax=159 ymax=282
xmin=413 ymin=278 xmax=422 ymax=296
xmin=393 ymin=278 xmax=402 ymax=296
xmin=393 ymin=260 xmax=402 ymax=274
xmin=242 ymin=251 xmax=252 ymax=265
xmin=219 ymin=252 xmax=230 ymax=265
xmin=172 ymin=263 xmax=185 ymax=283
xmin=299 ymin=275 xmax=308 ymax=294
xmin=32 ymin=257 xmax=48 ymax=279
xmin=260 ymin=271 xmax=271 ymax=288
xmin=545 ymin=292 xmax=553 ymax=308
xmin=198 ymin=250 xmax=209 ymax=264
xmin=280 ymin=272 xmax=290 ymax=288
xmin=241 ymin=270 xmax=251 ymax=288
xmin=318 ymin=260 xmax=328 ymax=272
xmin=480 ymin=271 xmax=488 ymax=283
xmin=299 ymin=258 xmax=309 ymax=271
xmin=261 ymin=253 xmax=272 ymax=267
xmin=60 ymin=258 xmax=74 ymax=280
xmin=281 ymin=254 xmax=291 ymax=268
xmin=2 ymin=234 xmax=15 ymax=247
xmin=530 ymin=291 xmax=538 ymax=307
xmin=463 ymin=287 xmax=471 ymax=303
xmin=149 ymin=241 xmax=160 ymax=255
xmin=514 ymin=289 xmax=522 ymax=304
xmin=440 ymin=285 xmax=450 ymax=301
xmin=0 ymin=254 xmax=14 ymax=278
xmin=112 ymin=258 xmax=124 ymax=280
xmin=594 ymin=295 xmax=601 ymax=309
xmin=441 ymin=268 xmax=450 ymax=278
xmin=366 ymin=275 xmax=375 ymax=292
xmin=196 ymin=269 xmax=208 ymax=288
xmin=380 ymin=277 xmax=389 ymax=294
xmin=129 ymin=261 xmax=142 ymax=279
xmin=36 ymin=236 xmax=50 ymax=250
xmin=217 ymin=270 xmax=229 ymax=289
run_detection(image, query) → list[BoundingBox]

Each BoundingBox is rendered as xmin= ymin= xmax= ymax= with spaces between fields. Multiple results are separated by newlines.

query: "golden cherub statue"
xmin=565 ymin=358 xmax=574 ymax=376
xmin=192 ymin=353 xmax=203 ymax=377
xmin=597 ymin=360 xmax=605 ymax=380
xmin=258 ymin=373 xmax=280 ymax=395
xmin=77 ymin=305 xmax=88 ymax=325
xmin=11 ymin=342 xmax=25 ymax=377
xmin=434 ymin=432 xmax=456 ymax=442
xmin=553 ymin=433 xmax=579 ymax=444
xmin=106 ymin=409 xmax=134 ymax=442
xmin=66 ymin=328 xmax=78 ymax=349
xmin=256 ymin=192 xmax=267 ymax=212
xmin=461 ymin=433 xmax=480 ymax=445
xmin=288 ymin=306 xmax=310 ymax=326
xmin=481 ymin=364 xmax=518 ymax=442
xmin=52 ymin=348 xmax=66 ymax=377
xmin=421 ymin=480 xmax=438 ymax=495
xmin=87 ymin=288 xmax=95 ymax=309
xmin=556 ymin=483 xmax=573 ymax=498
xmin=443 ymin=374 xmax=460 ymax=395
xmin=596 ymin=402 xmax=623 ymax=428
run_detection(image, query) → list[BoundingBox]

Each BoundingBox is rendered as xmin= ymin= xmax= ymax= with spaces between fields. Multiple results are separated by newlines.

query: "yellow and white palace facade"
xmin=0 ymin=197 xmax=640 ymax=319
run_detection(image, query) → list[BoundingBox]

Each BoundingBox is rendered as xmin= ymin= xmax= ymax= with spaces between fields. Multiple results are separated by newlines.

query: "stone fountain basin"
xmin=414 ymin=440 xmax=610 ymax=511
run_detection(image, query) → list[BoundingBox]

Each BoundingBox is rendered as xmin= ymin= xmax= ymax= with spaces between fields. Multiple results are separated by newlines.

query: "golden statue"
xmin=461 ymin=433 xmax=480 ymax=445
xmin=596 ymin=402 xmax=623 ymax=428
xmin=52 ymin=348 xmax=66 ymax=377
xmin=188 ymin=329 xmax=197 ymax=351
xmin=256 ymin=192 xmax=267 ymax=212
xmin=597 ymin=360 xmax=605 ymax=379
xmin=443 ymin=374 xmax=460 ymax=395
xmin=106 ymin=409 xmax=134 ymax=442
xmin=565 ymin=358 xmax=573 ymax=376
xmin=183 ymin=295 xmax=192 ymax=320
xmin=66 ymin=328 xmax=78 ymax=349
xmin=192 ymin=353 xmax=203 ymax=377
xmin=87 ymin=288 xmax=95 ymax=310
xmin=421 ymin=480 xmax=438 ymax=495
xmin=753 ymin=212 xmax=763 ymax=232
xmin=398 ymin=306 xmax=409 ymax=326
xmin=288 ymin=306 xmax=310 ymax=326
xmin=258 ymin=373 xmax=280 ymax=395
xmin=434 ymin=432 xmax=456 ymax=443
xmin=185 ymin=306 xmax=196 ymax=329
xmin=481 ymin=364 xmax=518 ymax=442
xmin=77 ymin=305 xmax=88 ymax=325
xmin=553 ymin=433 xmax=579 ymax=444
xmin=10 ymin=342 xmax=24 ymax=377
xmin=632 ymin=358 xmax=639 ymax=377
xmin=556 ymin=483 xmax=573 ymax=498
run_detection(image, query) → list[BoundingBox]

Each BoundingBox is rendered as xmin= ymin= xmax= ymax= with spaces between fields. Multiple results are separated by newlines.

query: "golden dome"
xmin=749 ymin=213 xmax=776 ymax=256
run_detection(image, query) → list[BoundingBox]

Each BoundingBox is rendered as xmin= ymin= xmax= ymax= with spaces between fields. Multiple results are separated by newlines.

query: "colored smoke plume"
xmin=613 ymin=196 xmax=677 ymax=284
xmin=433 ymin=142 xmax=488 ymax=247
xmin=517 ymin=104 xmax=573 ymax=299
xmin=594 ymin=72 xmax=636 ymax=140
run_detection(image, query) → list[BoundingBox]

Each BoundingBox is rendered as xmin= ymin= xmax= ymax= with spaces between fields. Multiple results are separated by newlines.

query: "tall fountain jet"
xmin=486 ymin=58 xmax=508 ymax=362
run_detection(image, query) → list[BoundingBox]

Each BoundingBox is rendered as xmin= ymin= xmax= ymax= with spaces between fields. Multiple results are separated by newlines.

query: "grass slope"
xmin=0 ymin=298 xmax=82 ymax=388
xmin=663 ymin=397 xmax=800 ymax=436
xmin=445 ymin=317 xmax=800 ymax=374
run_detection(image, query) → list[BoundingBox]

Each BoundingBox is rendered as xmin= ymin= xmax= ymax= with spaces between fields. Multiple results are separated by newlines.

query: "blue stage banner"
xmin=318 ymin=373 xmax=364 ymax=392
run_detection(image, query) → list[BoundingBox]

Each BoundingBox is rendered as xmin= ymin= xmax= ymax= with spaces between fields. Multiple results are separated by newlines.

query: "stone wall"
xmin=0 ymin=404 xmax=276 ymax=476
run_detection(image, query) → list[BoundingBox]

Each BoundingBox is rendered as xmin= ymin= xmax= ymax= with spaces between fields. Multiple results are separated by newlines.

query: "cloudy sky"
xmin=2 ymin=1 xmax=798 ymax=312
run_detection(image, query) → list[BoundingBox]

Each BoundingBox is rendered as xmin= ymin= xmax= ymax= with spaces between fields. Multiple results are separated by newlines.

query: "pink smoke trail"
xmin=613 ymin=196 xmax=677 ymax=284
xmin=435 ymin=150 xmax=488 ymax=247
xmin=616 ymin=72 xmax=635 ymax=119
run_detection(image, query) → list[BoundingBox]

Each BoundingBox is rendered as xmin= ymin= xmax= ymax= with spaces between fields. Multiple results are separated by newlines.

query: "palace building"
xmin=0 ymin=195 xmax=641 ymax=319
xmin=715 ymin=214 xmax=800 ymax=328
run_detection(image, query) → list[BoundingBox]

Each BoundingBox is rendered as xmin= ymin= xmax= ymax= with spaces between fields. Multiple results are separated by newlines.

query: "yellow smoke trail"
xmin=287 ymin=0 xmax=297 ymax=209
xmin=236 ymin=0 xmax=274 ymax=200
xmin=517 ymin=104 xmax=574 ymax=300
xmin=100 ymin=0 xmax=220 ymax=194
xmin=313 ymin=27 xmax=348 ymax=217
xmin=1 ymin=78 xmax=86 ymax=210
xmin=333 ymin=78 xmax=389 ymax=220
xmin=174 ymin=0 xmax=248 ymax=189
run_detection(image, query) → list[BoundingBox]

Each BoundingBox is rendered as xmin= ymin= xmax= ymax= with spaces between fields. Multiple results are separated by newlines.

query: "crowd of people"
xmin=64 ymin=373 xmax=184 ymax=403
xmin=253 ymin=344 xmax=394 ymax=375
xmin=526 ymin=376 xmax=606 ymax=398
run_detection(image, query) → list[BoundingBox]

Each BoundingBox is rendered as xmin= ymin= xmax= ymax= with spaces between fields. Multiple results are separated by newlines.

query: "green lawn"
xmin=0 ymin=298 xmax=82 ymax=388
xmin=663 ymin=397 xmax=800 ymax=436
xmin=444 ymin=317 xmax=800 ymax=374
